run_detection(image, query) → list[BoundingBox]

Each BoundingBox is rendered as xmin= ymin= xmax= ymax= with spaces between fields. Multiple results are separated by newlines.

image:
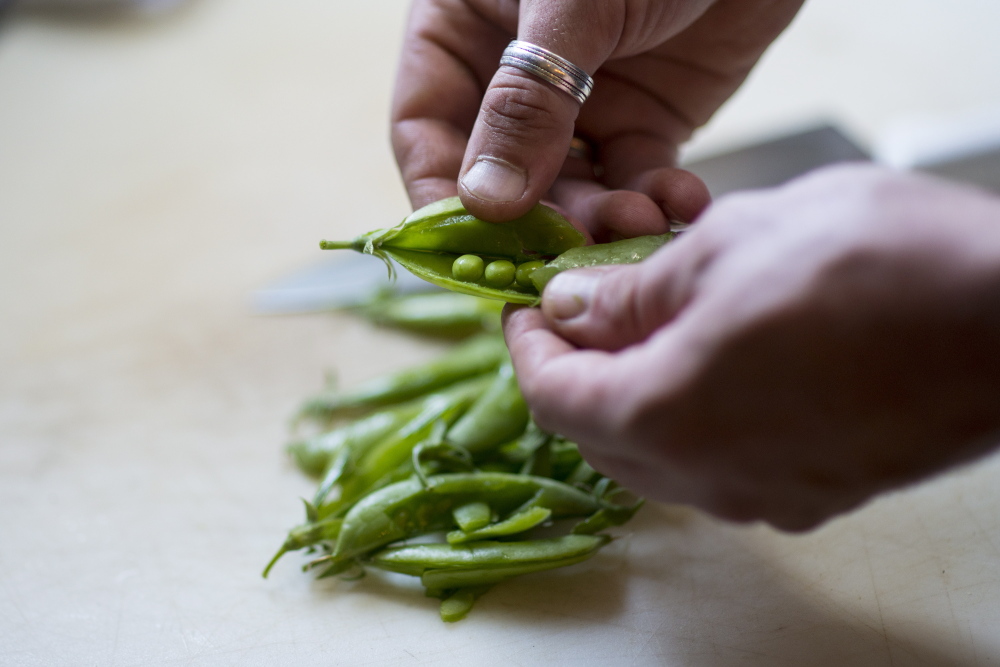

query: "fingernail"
xmin=461 ymin=157 xmax=526 ymax=203
xmin=543 ymin=271 xmax=598 ymax=321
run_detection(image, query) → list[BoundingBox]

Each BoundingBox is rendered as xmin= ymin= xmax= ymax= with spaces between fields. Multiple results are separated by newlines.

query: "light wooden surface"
xmin=2 ymin=1 xmax=1000 ymax=665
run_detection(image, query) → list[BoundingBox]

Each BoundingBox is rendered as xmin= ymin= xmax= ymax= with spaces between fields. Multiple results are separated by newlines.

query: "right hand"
xmin=503 ymin=165 xmax=1000 ymax=530
xmin=392 ymin=0 xmax=806 ymax=239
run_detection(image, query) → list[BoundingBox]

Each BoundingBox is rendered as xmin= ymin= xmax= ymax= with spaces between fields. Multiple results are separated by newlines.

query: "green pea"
xmin=452 ymin=254 xmax=484 ymax=281
xmin=320 ymin=196 xmax=586 ymax=304
xmin=515 ymin=260 xmax=545 ymax=287
xmin=484 ymin=260 xmax=515 ymax=287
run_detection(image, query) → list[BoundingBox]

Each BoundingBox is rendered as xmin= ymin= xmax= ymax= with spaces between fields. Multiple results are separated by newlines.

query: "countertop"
xmin=2 ymin=0 xmax=1000 ymax=664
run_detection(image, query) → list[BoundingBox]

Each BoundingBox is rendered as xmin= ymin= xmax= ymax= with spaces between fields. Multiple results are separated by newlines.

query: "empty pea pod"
xmin=320 ymin=197 xmax=586 ymax=304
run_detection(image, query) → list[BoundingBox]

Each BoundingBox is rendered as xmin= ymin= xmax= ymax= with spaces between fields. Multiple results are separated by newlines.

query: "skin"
xmin=392 ymin=0 xmax=805 ymax=239
xmin=391 ymin=0 xmax=1000 ymax=530
xmin=505 ymin=165 xmax=1000 ymax=530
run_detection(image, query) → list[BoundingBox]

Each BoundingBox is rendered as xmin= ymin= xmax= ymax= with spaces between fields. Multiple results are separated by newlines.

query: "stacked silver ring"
xmin=499 ymin=40 xmax=594 ymax=105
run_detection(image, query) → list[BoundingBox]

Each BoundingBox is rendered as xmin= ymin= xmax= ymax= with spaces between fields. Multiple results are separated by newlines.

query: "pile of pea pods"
xmin=267 ymin=198 xmax=673 ymax=622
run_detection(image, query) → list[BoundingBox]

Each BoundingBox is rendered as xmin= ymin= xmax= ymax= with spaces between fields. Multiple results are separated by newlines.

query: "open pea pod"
xmin=320 ymin=197 xmax=586 ymax=304
xmin=529 ymin=232 xmax=675 ymax=293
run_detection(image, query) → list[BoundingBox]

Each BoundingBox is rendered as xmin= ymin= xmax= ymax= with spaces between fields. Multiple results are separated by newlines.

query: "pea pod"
xmin=530 ymin=232 xmax=675 ymax=293
xmin=296 ymin=333 xmax=507 ymax=423
xmin=262 ymin=516 xmax=342 ymax=578
xmin=357 ymin=290 xmax=502 ymax=338
xmin=320 ymin=197 xmax=586 ymax=304
xmin=321 ymin=377 xmax=490 ymax=516
xmin=329 ymin=472 xmax=601 ymax=564
xmin=452 ymin=501 xmax=491 ymax=532
xmin=446 ymin=506 xmax=551 ymax=544
xmin=287 ymin=398 xmax=426 ymax=477
xmin=438 ymin=588 xmax=489 ymax=623
xmin=370 ymin=535 xmax=610 ymax=586
xmin=445 ymin=362 xmax=529 ymax=455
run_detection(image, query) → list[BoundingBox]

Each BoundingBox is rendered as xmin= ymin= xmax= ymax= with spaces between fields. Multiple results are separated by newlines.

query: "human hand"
xmin=392 ymin=0 xmax=804 ymax=240
xmin=503 ymin=165 xmax=1000 ymax=530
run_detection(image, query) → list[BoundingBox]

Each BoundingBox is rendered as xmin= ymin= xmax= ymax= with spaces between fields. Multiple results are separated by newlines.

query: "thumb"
xmin=540 ymin=248 xmax=700 ymax=351
xmin=458 ymin=2 xmax=622 ymax=221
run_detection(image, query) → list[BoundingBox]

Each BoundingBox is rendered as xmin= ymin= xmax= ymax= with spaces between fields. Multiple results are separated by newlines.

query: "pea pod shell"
xmin=373 ymin=197 xmax=586 ymax=260
xmin=320 ymin=197 xmax=586 ymax=304
xmin=530 ymin=232 xmax=675 ymax=293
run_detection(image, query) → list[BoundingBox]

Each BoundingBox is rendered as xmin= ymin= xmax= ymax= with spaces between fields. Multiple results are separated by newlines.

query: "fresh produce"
xmin=266 ymin=198 xmax=675 ymax=622
xmin=321 ymin=197 xmax=675 ymax=303
xmin=267 ymin=337 xmax=641 ymax=621
xmin=320 ymin=196 xmax=586 ymax=304
xmin=528 ymin=233 xmax=675 ymax=292
xmin=355 ymin=290 xmax=503 ymax=338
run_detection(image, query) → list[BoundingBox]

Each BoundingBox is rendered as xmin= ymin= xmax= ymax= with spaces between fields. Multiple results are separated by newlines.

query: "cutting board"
xmin=2 ymin=1 xmax=1000 ymax=664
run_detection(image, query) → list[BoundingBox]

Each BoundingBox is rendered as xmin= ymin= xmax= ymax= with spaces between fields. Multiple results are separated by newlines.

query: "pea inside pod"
xmin=320 ymin=197 xmax=586 ymax=304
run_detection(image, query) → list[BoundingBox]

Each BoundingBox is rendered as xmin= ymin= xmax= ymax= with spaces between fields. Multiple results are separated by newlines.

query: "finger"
xmin=503 ymin=299 xmax=714 ymax=506
xmin=549 ymin=169 xmax=711 ymax=241
xmin=457 ymin=2 xmax=625 ymax=221
xmin=502 ymin=304 xmax=622 ymax=443
xmin=391 ymin=0 xmax=515 ymax=209
xmin=539 ymin=227 xmax=721 ymax=350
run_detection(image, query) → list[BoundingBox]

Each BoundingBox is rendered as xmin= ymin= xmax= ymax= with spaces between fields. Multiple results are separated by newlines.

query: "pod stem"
xmin=319 ymin=240 xmax=355 ymax=250
xmin=262 ymin=546 xmax=287 ymax=579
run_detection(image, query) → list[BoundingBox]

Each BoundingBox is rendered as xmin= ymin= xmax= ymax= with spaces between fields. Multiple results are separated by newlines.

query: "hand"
xmin=503 ymin=165 xmax=1000 ymax=530
xmin=391 ymin=0 xmax=804 ymax=240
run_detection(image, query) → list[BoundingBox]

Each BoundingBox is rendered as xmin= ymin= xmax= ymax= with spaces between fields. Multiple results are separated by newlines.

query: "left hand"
xmin=391 ymin=0 xmax=804 ymax=240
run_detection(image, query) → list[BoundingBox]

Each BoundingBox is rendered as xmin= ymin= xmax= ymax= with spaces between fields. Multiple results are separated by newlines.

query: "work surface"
xmin=2 ymin=1 xmax=1000 ymax=665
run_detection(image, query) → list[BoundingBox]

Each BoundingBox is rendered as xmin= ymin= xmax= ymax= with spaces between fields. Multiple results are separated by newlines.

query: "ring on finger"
xmin=499 ymin=40 xmax=595 ymax=105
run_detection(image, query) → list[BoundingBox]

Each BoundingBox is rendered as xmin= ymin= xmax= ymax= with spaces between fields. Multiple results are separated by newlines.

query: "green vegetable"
xmin=445 ymin=362 xmax=529 ymax=455
xmin=483 ymin=260 xmax=515 ymax=287
xmin=295 ymin=333 xmax=507 ymax=424
xmin=446 ymin=506 xmax=551 ymax=544
xmin=287 ymin=399 xmax=426 ymax=477
xmin=269 ymin=321 xmax=646 ymax=621
xmin=323 ymin=378 xmax=489 ymax=516
xmin=320 ymin=196 xmax=586 ymax=304
xmin=319 ymin=472 xmax=600 ymax=567
xmin=356 ymin=290 xmax=502 ymax=338
xmin=452 ymin=254 xmax=485 ymax=281
xmin=371 ymin=534 xmax=610 ymax=586
xmin=515 ymin=260 xmax=545 ymax=287
xmin=452 ymin=501 xmax=492 ymax=532
xmin=530 ymin=232 xmax=674 ymax=293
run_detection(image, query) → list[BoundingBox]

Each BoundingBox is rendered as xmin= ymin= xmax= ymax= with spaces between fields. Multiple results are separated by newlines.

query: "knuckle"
xmin=480 ymin=79 xmax=566 ymax=140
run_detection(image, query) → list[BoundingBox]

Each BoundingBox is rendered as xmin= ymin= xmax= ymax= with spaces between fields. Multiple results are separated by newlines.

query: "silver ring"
xmin=499 ymin=40 xmax=594 ymax=105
